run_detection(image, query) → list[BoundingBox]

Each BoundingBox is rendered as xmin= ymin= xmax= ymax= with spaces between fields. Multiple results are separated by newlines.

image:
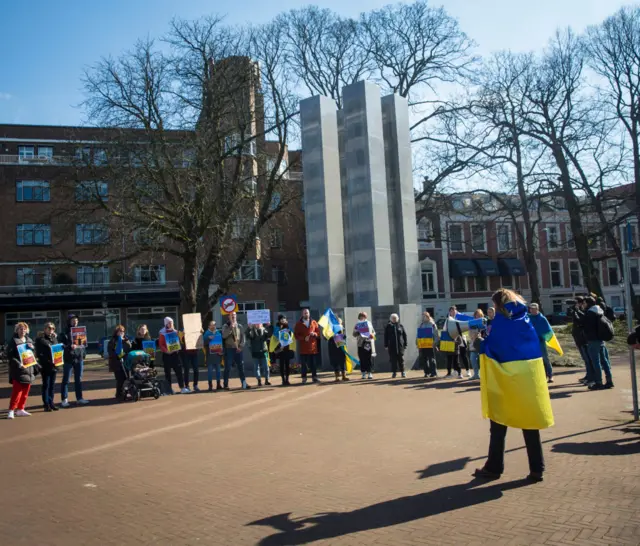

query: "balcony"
xmin=0 ymin=280 xmax=179 ymax=298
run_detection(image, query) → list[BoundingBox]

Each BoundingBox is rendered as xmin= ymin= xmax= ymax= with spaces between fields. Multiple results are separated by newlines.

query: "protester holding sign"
xmin=107 ymin=325 xmax=132 ymax=400
xmin=58 ymin=314 xmax=89 ymax=408
xmin=222 ymin=311 xmax=250 ymax=390
xmin=246 ymin=323 xmax=271 ymax=387
xmin=417 ymin=312 xmax=439 ymax=378
xmin=179 ymin=330 xmax=200 ymax=393
xmin=353 ymin=312 xmax=376 ymax=380
xmin=6 ymin=322 xmax=39 ymax=419
xmin=132 ymin=324 xmax=155 ymax=368
xmin=294 ymin=309 xmax=321 ymax=384
xmin=159 ymin=317 xmax=187 ymax=394
xmin=273 ymin=316 xmax=295 ymax=386
xmin=35 ymin=322 xmax=60 ymax=412
xmin=328 ymin=316 xmax=348 ymax=382
xmin=203 ymin=321 xmax=223 ymax=391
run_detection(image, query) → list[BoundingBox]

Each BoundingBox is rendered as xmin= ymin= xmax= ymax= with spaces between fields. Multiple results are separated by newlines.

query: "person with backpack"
xmin=582 ymin=296 xmax=614 ymax=390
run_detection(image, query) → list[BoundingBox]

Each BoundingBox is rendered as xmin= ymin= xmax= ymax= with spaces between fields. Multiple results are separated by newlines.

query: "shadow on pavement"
xmin=248 ymin=478 xmax=532 ymax=546
xmin=552 ymin=423 xmax=640 ymax=456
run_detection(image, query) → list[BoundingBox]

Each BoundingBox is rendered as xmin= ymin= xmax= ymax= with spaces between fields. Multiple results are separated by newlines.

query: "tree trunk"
xmin=180 ymin=253 xmax=198 ymax=318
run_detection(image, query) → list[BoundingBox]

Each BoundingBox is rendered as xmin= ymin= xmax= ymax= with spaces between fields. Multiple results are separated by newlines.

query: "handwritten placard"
xmin=247 ymin=309 xmax=271 ymax=325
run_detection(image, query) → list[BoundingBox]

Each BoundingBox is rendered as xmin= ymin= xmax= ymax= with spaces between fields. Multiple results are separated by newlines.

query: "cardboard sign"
xmin=165 ymin=331 xmax=181 ymax=353
xmin=208 ymin=331 xmax=223 ymax=355
xmin=355 ymin=321 xmax=371 ymax=338
xmin=278 ymin=328 xmax=293 ymax=347
xmin=17 ymin=343 xmax=37 ymax=368
xmin=51 ymin=343 xmax=64 ymax=366
xmin=220 ymin=295 xmax=238 ymax=316
xmin=247 ymin=309 xmax=271 ymax=325
xmin=182 ymin=313 xmax=203 ymax=350
xmin=142 ymin=340 xmax=156 ymax=358
xmin=71 ymin=326 xmax=87 ymax=346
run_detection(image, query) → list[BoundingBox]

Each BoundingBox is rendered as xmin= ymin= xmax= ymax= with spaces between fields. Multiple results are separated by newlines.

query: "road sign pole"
xmin=624 ymin=222 xmax=639 ymax=421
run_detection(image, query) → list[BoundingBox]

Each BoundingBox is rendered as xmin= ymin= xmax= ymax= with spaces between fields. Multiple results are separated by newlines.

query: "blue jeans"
xmin=182 ymin=352 xmax=199 ymax=387
xmin=470 ymin=352 xmax=480 ymax=378
xmin=587 ymin=340 xmax=612 ymax=385
xmin=207 ymin=353 xmax=222 ymax=384
xmin=300 ymin=353 xmax=318 ymax=379
xmin=42 ymin=371 xmax=57 ymax=407
xmin=224 ymin=348 xmax=246 ymax=386
xmin=254 ymin=353 xmax=270 ymax=381
xmin=578 ymin=345 xmax=594 ymax=381
xmin=61 ymin=360 xmax=84 ymax=401
xmin=539 ymin=341 xmax=553 ymax=379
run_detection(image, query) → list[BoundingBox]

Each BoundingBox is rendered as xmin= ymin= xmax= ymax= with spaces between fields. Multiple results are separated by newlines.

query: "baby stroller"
xmin=121 ymin=350 xmax=162 ymax=402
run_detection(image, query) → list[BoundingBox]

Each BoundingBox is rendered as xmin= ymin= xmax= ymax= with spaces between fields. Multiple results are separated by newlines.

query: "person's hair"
xmin=488 ymin=306 xmax=495 ymax=313
xmin=449 ymin=306 xmax=457 ymax=312
xmin=390 ymin=313 xmax=399 ymax=322
xmin=423 ymin=311 xmax=432 ymax=321
xmin=136 ymin=324 xmax=148 ymax=335
xmin=44 ymin=322 xmax=56 ymax=330
xmin=113 ymin=324 xmax=126 ymax=336
xmin=358 ymin=312 xmax=368 ymax=320
xmin=474 ymin=309 xmax=484 ymax=318
xmin=575 ymin=296 xmax=584 ymax=303
xmin=491 ymin=288 xmax=525 ymax=315
xmin=208 ymin=320 xmax=216 ymax=327
xmin=14 ymin=322 xmax=29 ymax=334
xmin=528 ymin=303 xmax=539 ymax=310
xmin=585 ymin=296 xmax=596 ymax=307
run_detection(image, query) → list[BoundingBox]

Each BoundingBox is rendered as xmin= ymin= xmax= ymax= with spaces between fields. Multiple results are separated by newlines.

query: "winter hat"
xmin=164 ymin=317 xmax=174 ymax=327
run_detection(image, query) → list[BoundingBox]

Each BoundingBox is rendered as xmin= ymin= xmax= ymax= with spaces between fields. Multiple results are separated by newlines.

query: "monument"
xmin=300 ymin=81 xmax=422 ymax=371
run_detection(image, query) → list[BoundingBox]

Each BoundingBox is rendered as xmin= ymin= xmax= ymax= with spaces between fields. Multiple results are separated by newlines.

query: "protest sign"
xmin=220 ymin=295 xmax=238 ymax=315
xmin=71 ymin=326 xmax=87 ymax=346
xmin=182 ymin=313 xmax=203 ymax=350
xmin=165 ymin=331 xmax=181 ymax=353
xmin=208 ymin=331 xmax=223 ymax=355
xmin=17 ymin=343 xmax=37 ymax=368
xmin=417 ymin=327 xmax=434 ymax=349
xmin=278 ymin=328 xmax=293 ymax=347
xmin=355 ymin=321 xmax=371 ymax=338
xmin=247 ymin=309 xmax=271 ymax=325
xmin=51 ymin=343 xmax=64 ymax=366
xmin=142 ymin=340 xmax=156 ymax=358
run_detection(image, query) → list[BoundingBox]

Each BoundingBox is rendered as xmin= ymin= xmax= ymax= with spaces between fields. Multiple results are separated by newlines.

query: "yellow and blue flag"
xmin=439 ymin=330 xmax=456 ymax=353
xmin=268 ymin=326 xmax=297 ymax=353
xmin=318 ymin=308 xmax=359 ymax=373
xmin=528 ymin=313 xmax=563 ymax=356
xmin=481 ymin=301 xmax=554 ymax=430
xmin=417 ymin=327 xmax=434 ymax=349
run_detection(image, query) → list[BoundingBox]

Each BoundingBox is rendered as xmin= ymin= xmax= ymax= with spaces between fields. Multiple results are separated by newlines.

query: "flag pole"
xmin=623 ymin=222 xmax=639 ymax=421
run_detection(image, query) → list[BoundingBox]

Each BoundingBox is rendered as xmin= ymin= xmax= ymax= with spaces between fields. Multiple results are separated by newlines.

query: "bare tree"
xmin=58 ymin=17 xmax=298 ymax=317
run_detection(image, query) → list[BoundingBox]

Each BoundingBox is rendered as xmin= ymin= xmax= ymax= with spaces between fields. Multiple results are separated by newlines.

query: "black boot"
xmin=257 ymin=378 xmax=263 ymax=387
xmin=208 ymin=381 xmax=213 ymax=392
xmin=50 ymin=404 xmax=59 ymax=411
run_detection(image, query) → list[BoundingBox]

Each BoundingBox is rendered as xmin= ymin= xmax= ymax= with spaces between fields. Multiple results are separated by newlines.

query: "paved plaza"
xmin=1 ymin=359 xmax=639 ymax=545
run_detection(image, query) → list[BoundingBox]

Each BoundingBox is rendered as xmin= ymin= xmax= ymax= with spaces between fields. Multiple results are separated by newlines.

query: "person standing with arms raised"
xmin=294 ymin=308 xmax=321 ymax=384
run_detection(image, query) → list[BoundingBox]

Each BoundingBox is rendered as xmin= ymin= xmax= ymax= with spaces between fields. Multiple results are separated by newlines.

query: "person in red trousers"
xmin=7 ymin=322 xmax=40 ymax=419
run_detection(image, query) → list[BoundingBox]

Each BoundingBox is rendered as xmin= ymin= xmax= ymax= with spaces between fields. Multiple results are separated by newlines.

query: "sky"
xmin=0 ymin=0 xmax=631 ymax=126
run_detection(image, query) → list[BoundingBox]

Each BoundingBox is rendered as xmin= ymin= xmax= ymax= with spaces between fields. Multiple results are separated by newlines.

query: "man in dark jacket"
xmin=58 ymin=314 xmax=89 ymax=407
xmin=582 ymin=297 xmax=614 ymax=390
xmin=246 ymin=323 xmax=271 ymax=387
xmin=384 ymin=313 xmax=408 ymax=378
xmin=568 ymin=297 xmax=593 ymax=384
xmin=35 ymin=322 xmax=60 ymax=412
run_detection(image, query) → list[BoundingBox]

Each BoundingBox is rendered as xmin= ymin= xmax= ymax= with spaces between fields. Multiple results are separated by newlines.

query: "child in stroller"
xmin=121 ymin=350 xmax=162 ymax=402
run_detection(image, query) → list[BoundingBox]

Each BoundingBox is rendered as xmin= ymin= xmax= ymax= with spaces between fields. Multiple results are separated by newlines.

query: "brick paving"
xmin=0 ymin=358 xmax=638 ymax=545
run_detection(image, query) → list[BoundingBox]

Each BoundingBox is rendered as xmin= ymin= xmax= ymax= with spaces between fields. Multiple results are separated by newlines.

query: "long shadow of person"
xmin=248 ymin=478 xmax=532 ymax=545
xmin=552 ymin=437 xmax=640 ymax=456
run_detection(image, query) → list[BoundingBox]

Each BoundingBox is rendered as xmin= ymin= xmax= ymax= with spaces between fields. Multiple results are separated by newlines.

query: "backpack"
xmin=597 ymin=315 xmax=615 ymax=342
xmin=604 ymin=305 xmax=615 ymax=322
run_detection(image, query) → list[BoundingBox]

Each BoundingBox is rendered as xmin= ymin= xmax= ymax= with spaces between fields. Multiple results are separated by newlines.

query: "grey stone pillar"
xmin=381 ymin=94 xmax=421 ymax=305
xmin=341 ymin=81 xmax=394 ymax=307
xmin=300 ymin=95 xmax=347 ymax=310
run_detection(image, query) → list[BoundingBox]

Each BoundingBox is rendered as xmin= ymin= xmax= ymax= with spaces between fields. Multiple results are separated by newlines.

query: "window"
xmin=75 ymin=147 xmax=91 ymax=164
xmin=471 ymin=224 xmax=486 ymax=252
xmin=76 ymin=181 xmax=108 ymax=202
xmin=449 ymin=224 xmax=463 ymax=252
xmin=77 ymin=266 xmax=110 ymax=286
xmin=475 ymin=276 xmax=487 ymax=291
xmin=270 ymin=192 xmax=281 ymax=211
xmin=17 ymin=267 xmax=51 ymax=287
xmin=631 ymin=258 xmax=640 ymax=285
xmin=547 ymin=225 xmax=559 ymax=249
xmin=76 ymin=224 xmax=109 ymax=245
xmin=133 ymin=265 xmax=166 ymax=285
xmin=500 ymin=275 xmax=514 ymax=289
xmin=18 ymin=146 xmax=34 ymax=162
xmin=417 ymin=218 xmax=434 ymax=249
xmin=93 ymin=148 xmax=107 ymax=166
xmin=497 ymin=224 xmax=511 ymax=252
xmin=237 ymin=301 xmax=266 ymax=313
xmin=552 ymin=299 xmax=563 ymax=314
xmin=569 ymin=260 xmax=582 ymax=288
xmin=270 ymin=229 xmax=283 ymax=249
xmin=421 ymin=260 xmax=436 ymax=296
xmin=565 ymin=225 xmax=575 ymax=249
xmin=224 ymin=133 xmax=256 ymax=156
xmin=452 ymin=277 xmax=467 ymax=293
xmin=550 ymin=260 xmax=563 ymax=288
xmin=608 ymin=259 xmax=620 ymax=286
xmin=235 ymin=260 xmax=262 ymax=281
xmin=16 ymin=180 xmax=50 ymax=202
xmin=271 ymin=266 xmax=287 ymax=285
xmin=623 ymin=224 xmax=638 ymax=251
xmin=17 ymin=224 xmax=51 ymax=246
xmin=38 ymin=146 xmax=53 ymax=160
xmin=243 ymin=177 xmax=257 ymax=195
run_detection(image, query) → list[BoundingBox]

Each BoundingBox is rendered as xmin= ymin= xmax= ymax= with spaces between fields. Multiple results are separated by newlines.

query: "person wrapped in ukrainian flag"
xmin=474 ymin=289 xmax=555 ymax=484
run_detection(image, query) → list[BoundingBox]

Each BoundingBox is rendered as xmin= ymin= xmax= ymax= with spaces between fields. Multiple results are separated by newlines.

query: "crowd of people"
xmin=5 ymin=294 xmax=618 ymax=421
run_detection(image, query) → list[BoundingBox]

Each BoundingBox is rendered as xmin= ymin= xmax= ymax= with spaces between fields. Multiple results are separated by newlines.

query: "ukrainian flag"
xmin=268 ymin=326 xmax=297 ymax=353
xmin=529 ymin=313 xmax=563 ymax=356
xmin=417 ymin=327 xmax=434 ymax=349
xmin=318 ymin=308 xmax=359 ymax=374
xmin=481 ymin=301 xmax=554 ymax=430
xmin=439 ymin=330 xmax=456 ymax=353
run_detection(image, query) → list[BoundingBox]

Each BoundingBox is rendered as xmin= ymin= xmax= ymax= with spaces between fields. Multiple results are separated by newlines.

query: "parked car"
xmin=613 ymin=307 xmax=626 ymax=320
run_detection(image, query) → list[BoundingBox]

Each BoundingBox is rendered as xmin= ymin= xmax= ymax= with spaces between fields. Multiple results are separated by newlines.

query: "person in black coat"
xmin=35 ymin=322 xmax=60 ymax=412
xmin=384 ymin=314 xmax=408 ymax=378
xmin=107 ymin=325 xmax=133 ymax=400
xmin=132 ymin=324 xmax=155 ymax=368
xmin=328 ymin=317 xmax=348 ymax=382
xmin=57 ymin=314 xmax=89 ymax=407
xmin=6 ymin=322 xmax=40 ymax=419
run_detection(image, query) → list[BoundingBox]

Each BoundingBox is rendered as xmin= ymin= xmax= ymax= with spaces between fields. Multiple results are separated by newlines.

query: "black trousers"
xmin=419 ymin=349 xmax=437 ymax=376
xmin=389 ymin=352 xmax=405 ymax=374
xmin=485 ymin=420 xmax=545 ymax=475
xmin=113 ymin=367 xmax=127 ymax=398
xmin=459 ymin=348 xmax=470 ymax=371
xmin=163 ymin=352 xmax=184 ymax=391
xmin=446 ymin=354 xmax=460 ymax=374
xmin=358 ymin=348 xmax=373 ymax=373
xmin=279 ymin=355 xmax=290 ymax=383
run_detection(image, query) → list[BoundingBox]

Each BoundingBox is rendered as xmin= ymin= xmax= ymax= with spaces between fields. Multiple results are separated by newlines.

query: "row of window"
xmin=15 ymin=224 xmax=108 ymax=246
xmin=16 ymin=265 xmax=167 ymax=287
xmin=16 ymin=180 xmax=110 ymax=203
xmin=419 ymin=220 xmax=640 ymax=253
